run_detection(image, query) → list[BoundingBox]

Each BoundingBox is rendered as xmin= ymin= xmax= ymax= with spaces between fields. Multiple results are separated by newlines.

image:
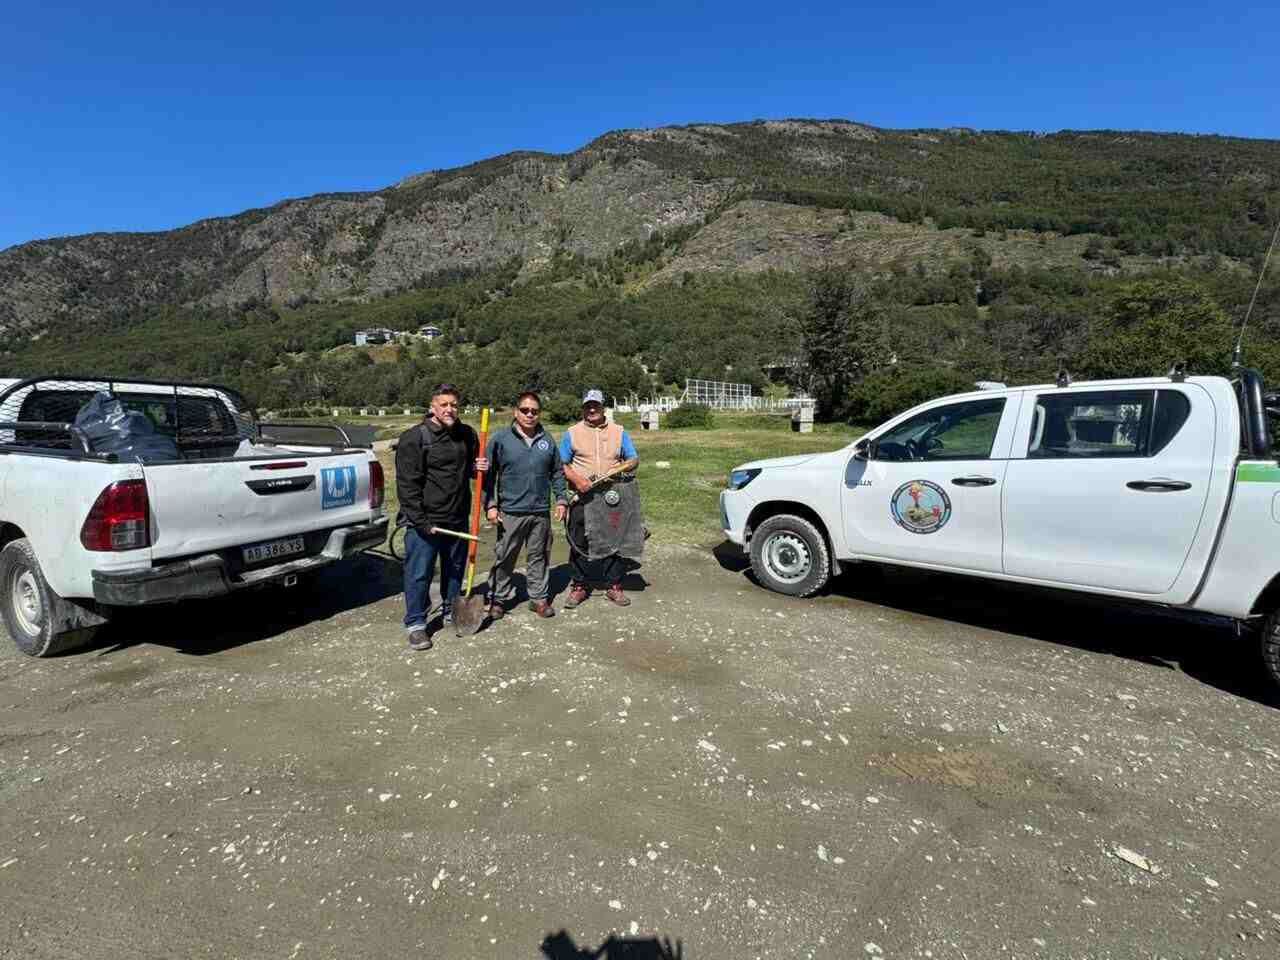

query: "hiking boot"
xmin=407 ymin=629 xmax=434 ymax=651
xmin=605 ymin=582 xmax=631 ymax=607
xmin=563 ymin=583 xmax=589 ymax=609
xmin=487 ymin=602 xmax=506 ymax=621
xmin=529 ymin=599 xmax=555 ymax=618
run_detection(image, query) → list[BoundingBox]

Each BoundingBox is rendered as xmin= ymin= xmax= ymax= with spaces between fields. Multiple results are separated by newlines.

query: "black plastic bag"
xmin=74 ymin=392 xmax=182 ymax=463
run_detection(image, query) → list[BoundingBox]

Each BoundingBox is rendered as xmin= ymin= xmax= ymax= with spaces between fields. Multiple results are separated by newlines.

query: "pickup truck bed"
xmin=0 ymin=376 xmax=387 ymax=656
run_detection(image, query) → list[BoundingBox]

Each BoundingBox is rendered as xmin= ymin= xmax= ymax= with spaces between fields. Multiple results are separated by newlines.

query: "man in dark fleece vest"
xmin=482 ymin=391 xmax=567 ymax=619
xmin=395 ymin=383 xmax=488 ymax=651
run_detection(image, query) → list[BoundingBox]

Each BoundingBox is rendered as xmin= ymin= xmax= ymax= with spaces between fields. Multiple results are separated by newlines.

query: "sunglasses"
xmin=516 ymin=406 xmax=541 ymax=415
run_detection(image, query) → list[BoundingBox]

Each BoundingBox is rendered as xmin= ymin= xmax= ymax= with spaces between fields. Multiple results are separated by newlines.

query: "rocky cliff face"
xmin=3 ymin=118 xmax=1276 ymax=342
xmin=0 ymin=147 xmax=735 ymax=339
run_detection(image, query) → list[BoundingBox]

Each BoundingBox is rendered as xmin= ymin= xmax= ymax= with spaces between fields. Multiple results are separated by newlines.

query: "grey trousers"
xmin=490 ymin=512 xmax=552 ymax=603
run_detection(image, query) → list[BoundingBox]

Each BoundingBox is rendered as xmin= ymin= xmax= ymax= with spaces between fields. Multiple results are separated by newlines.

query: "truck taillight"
xmin=81 ymin=480 xmax=151 ymax=552
xmin=369 ymin=461 xmax=385 ymax=510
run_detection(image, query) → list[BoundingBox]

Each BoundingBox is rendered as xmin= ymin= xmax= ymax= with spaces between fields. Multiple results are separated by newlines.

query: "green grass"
xmin=376 ymin=418 xmax=864 ymax=549
xmin=626 ymin=423 xmax=863 ymax=545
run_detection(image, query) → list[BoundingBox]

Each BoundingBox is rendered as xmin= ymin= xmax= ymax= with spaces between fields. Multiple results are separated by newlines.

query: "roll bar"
xmin=1235 ymin=368 xmax=1273 ymax=458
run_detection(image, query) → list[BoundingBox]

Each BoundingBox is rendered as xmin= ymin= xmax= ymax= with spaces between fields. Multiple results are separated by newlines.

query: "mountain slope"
xmin=2 ymin=118 xmax=1277 ymax=345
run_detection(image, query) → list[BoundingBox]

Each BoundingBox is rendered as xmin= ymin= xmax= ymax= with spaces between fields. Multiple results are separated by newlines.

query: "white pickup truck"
xmin=0 ymin=377 xmax=388 ymax=657
xmin=721 ymin=370 xmax=1280 ymax=689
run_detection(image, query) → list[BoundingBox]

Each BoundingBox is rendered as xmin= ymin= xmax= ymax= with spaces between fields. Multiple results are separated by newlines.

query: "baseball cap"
xmin=582 ymin=388 xmax=605 ymax=405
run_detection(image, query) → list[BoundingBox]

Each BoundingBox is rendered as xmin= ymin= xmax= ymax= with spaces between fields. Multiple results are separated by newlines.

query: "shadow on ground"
xmin=712 ymin=540 xmax=1278 ymax=710
xmin=84 ymin=549 xmax=652 ymax=656
xmin=484 ymin=564 xmax=649 ymax=611
xmin=541 ymin=930 xmax=683 ymax=960
xmin=87 ymin=552 xmax=403 ymax=657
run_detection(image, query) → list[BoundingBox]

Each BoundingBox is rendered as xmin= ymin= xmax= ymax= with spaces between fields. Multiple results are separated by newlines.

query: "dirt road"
xmin=2 ymin=541 xmax=1278 ymax=958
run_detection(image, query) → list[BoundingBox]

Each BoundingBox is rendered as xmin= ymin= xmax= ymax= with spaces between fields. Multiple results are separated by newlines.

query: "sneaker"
xmin=529 ymin=600 xmax=555 ymax=618
xmin=562 ymin=583 xmax=589 ymax=609
xmin=407 ymin=629 xmax=433 ymax=651
xmin=487 ymin=602 xmax=506 ymax=621
xmin=605 ymin=583 xmax=631 ymax=607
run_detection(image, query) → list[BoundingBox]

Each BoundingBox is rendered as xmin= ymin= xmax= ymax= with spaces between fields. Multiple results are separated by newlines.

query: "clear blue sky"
xmin=2 ymin=1 xmax=1276 ymax=251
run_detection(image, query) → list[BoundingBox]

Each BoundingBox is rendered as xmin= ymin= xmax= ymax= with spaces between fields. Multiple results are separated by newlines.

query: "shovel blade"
xmin=452 ymin=594 xmax=487 ymax=636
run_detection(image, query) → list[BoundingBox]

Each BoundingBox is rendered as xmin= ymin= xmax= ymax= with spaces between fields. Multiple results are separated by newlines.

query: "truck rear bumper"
xmin=91 ymin=518 xmax=388 ymax=606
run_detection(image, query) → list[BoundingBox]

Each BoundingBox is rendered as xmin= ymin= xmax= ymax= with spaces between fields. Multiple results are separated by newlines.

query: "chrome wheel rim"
xmin=11 ymin=568 xmax=43 ymax=636
xmin=763 ymin=532 xmax=811 ymax=584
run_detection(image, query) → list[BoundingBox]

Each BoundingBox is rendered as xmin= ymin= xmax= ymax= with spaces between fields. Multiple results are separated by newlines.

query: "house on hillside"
xmin=417 ymin=325 xmax=443 ymax=341
xmin=354 ymin=327 xmax=396 ymax=346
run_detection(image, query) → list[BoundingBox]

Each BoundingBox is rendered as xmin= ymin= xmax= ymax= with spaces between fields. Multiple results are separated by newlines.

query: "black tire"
xmin=1261 ymin=610 xmax=1280 ymax=697
xmin=749 ymin=514 xmax=831 ymax=598
xmin=0 ymin=538 xmax=98 ymax=657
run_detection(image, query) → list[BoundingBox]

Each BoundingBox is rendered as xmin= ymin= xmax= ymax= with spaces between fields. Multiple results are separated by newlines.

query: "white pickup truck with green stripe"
xmin=721 ymin=368 xmax=1280 ymax=692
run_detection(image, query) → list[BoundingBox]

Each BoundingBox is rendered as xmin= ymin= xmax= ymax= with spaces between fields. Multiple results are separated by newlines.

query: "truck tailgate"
xmin=144 ymin=452 xmax=376 ymax=560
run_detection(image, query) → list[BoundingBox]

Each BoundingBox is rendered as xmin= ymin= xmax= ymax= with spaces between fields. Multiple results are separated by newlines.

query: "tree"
xmin=845 ymin=366 xmax=977 ymax=424
xmin=1078 ymin=277 xmax=1238 ymax=379
xmin=800 ymin=263 xmax=892 ymax=418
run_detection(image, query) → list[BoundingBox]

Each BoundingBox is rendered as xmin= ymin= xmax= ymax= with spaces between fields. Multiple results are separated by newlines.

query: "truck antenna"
xmin=1234 ymin=216 xmax=1280 ymax=369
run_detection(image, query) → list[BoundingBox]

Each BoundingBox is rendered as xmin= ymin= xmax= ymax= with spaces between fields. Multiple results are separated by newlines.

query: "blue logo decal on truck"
xmin=321 ymin=466 xmax=357 ymax=509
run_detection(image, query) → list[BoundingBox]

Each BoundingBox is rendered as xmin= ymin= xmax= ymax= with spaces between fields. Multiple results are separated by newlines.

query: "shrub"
xmin=541 ymin=392 xmax=581 ymax=424
xmin=274 ymin=406 xmax=329 ymax=419
xmin=844 ymin=368 xmax=977 ymax=424
xmin=665 ymin=403 xmax=716 ymax=429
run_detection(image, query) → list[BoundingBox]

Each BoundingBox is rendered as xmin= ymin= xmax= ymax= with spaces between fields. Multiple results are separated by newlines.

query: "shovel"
xmin=452 ymin=407 xmax=491 ymax=636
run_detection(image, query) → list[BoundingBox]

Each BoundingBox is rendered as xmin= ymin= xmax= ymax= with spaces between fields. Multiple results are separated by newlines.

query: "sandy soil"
xmin=2 ymin=539 xmax=1279 ymax=959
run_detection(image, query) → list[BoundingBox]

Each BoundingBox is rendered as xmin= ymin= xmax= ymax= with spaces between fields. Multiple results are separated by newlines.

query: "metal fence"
xmin=680 ymin=379 xmax=754 ymax=408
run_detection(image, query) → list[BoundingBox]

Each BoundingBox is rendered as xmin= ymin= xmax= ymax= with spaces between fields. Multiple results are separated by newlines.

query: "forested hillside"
xmin=2 ymin=118 xmax=1277 ymax=420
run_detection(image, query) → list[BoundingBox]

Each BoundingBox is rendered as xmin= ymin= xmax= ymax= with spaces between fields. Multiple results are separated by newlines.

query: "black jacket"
xmin=394 ymin=418 xmax=479 ymax=532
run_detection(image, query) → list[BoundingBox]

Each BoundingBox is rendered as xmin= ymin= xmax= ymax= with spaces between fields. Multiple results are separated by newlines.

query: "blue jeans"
xmin=402 ymin=527 xmax=468 ymax=632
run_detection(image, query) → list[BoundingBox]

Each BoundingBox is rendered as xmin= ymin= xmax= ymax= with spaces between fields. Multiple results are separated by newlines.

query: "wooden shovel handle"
xmin=463 ymin=408 xmax=490 ymax=593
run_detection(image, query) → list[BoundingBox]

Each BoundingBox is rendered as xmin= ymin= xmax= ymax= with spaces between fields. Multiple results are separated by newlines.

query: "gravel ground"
xmin=2 ymin=540 xmax=1279 ymax=959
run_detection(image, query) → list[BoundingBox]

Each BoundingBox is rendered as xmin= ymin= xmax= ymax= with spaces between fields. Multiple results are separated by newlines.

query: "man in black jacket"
xmin=395 ymin=383 xmax=488 ymax=651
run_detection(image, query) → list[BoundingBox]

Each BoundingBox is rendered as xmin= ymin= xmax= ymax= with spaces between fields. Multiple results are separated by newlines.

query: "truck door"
xmin=1002 ymin=386 xmax=1214 ymax=594
xmin=842 ymin=396 xmax=1015 ymax=573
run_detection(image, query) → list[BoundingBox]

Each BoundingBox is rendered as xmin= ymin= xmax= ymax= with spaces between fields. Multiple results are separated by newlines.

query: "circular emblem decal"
xmin=603 ymin=487 xmax=621 ymax=506
xmin=537 ymin=438 xmax=550 ymax=451
xmin=890 ymin=480 xmax=952 ymax=535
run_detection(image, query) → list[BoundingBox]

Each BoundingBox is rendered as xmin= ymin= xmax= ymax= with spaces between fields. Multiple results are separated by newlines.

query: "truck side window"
xmin=1149 ymin=392 xmax=1191 ymax=455
xmin=874 ymin=398 xmax=1006 ymax=462
xmin=1027 ymin=390 xmax=1190 ymax=459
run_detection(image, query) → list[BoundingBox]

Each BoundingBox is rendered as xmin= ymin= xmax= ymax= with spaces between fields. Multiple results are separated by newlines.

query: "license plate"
xmin=242 ymin=536 xmax=305 ymax=565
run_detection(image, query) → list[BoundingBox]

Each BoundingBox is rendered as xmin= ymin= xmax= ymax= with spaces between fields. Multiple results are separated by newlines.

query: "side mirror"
xmin=853 ymin=439 xmax=871 ymax=461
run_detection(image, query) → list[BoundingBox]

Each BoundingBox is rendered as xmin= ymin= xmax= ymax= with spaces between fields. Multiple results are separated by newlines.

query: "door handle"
xmin=951 ymin=476 xmax=997 ymax=487
xmin=1126 ymin=478 xmax=1192 ymax=492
